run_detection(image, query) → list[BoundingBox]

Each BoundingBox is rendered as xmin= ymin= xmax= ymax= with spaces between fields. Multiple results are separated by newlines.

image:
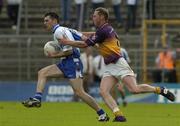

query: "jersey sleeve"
xmin=68 ymin=28 xmax=83 ymax=41
xmin=54 ymin=30 xmax=63 ymax=39
xmin=85 ymin=30 xmax=106 ymax=46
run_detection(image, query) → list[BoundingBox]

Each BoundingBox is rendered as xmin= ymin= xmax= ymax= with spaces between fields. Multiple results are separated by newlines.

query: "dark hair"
xmin=44 ymin=12 xmax=60 ymax=23
xmin=95 ymin=7 xmax=109 ymax=21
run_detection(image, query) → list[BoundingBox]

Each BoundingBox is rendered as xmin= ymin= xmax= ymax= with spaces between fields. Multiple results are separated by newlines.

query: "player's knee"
xmin=128 ymin=88 xmax=139 ymax=94
xmin=100 ymin=88 xmax=109 ymax=98
xmin=38 ymin=69 xmax=46 ymax=78
xmin=74 ymin=89 xmax=84 ymax=97
xmin=38 ymin=70 xmax=43 ymax=76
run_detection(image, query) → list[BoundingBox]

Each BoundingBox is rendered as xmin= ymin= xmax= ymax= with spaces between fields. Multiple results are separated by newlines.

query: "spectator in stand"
xmin=0 ymin=0 xmax=3 ymax=15
xmin=7 ymin=0 xmax=22 ymax=30
xmin=80 ymin=47 xmax=94 ymax=94
xmin=154 ymin=46 xmax=177 ymax=83
xmin=146 ymin=0 xmax=156 ymax=19
xmin=93 ymin=54 xmax=105 ymax=83
xmin=60 ymin=0 xmax=71 ymax=26
xmin=74 ymin=0 xmax=87 ymax=30
xmin=112 ymin=0 xmax=123 ymax=28
xmin=121 ymin=47 xmax=131 ymax=63
xmin=125 ymin=0 xmax=137 ymax=33
xmin=172 ymin=32 xmax=180 ymax=43
xmin=92 ymin=0 xmax=105 ymax=11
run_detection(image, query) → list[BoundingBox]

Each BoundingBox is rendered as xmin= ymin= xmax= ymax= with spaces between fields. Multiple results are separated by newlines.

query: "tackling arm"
xmin=82 ymin=32 xmax=95 ymax=37
xmin=59 ymin=38 xmax=88 ymax=48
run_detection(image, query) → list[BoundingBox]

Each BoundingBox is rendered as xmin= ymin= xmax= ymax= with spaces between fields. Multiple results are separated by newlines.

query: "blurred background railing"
xmin=0 ymin=0 xmax=180 ymax=83
xmin=0 ymin=35 xmax=179 ymax=83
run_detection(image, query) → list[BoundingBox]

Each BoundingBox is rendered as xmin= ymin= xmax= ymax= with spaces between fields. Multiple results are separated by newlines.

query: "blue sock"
xmin=34 ymin=92 xmax=42 ymax=101
xmin=97 ymin=109 xmax=105 ymax=116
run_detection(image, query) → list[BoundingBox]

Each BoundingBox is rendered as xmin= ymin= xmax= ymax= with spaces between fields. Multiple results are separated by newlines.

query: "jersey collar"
xmin=98 ymin=23 xmax=108 ymax=30
xmin=52 ymin=24 xmax=60 ymax=33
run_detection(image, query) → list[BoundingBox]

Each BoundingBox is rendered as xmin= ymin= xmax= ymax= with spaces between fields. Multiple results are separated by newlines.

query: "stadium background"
xmin=0 ymin=0 xmax=179 ymax=82
xmin=0 ymin=0 xmax=180 ymax=125
xmin=0 ymin=0 xmax=180 ymax=101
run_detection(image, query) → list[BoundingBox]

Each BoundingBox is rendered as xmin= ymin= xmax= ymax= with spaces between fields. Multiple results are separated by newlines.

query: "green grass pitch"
xmin=0 ymin=102 xmax=180 ymax=126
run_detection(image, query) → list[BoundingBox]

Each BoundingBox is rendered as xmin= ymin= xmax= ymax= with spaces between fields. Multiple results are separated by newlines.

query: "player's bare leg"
xmin=22 ymin=64 xmax=109 ymax=121
xmin=69 ymin=78 xmax=109 ymax=121
xmin=122 ymin=75 xmax=175 ymax=101
xmin=110 ymin=84 xmax=127 ymax=107
xmin=110 ymin=85 xmax=118 ymax=105
xmin=22 ymin=64 xmax=63 ymax=108
xmin=100 ymin=76 xmax=126 ymax=122
xmin=36 ymin=64 xmax=63 ymax=92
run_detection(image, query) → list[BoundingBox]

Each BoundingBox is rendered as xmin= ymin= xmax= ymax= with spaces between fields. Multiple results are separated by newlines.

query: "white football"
xmin=44 ymin=41 xmax=61 ymax=56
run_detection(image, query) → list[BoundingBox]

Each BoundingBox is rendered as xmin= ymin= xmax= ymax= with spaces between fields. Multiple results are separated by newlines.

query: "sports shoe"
xmin=160 ymin=87 xmax=175 ymax=102
xmin=113 ymin=116 xmax=127 ymax=122
xmin=22 ymin=97 xmax=41 ymax=108
xmin=98 ymin=113 xmax=110 ymax=122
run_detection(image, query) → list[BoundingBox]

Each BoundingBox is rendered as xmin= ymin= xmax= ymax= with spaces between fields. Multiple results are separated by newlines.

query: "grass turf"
xmin=0 ymin=102 xmax=180 ymax=126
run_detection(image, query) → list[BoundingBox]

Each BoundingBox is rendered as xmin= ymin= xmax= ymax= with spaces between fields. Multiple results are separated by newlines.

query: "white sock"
xmin=113 ymin=107 xmax=120 ymax=113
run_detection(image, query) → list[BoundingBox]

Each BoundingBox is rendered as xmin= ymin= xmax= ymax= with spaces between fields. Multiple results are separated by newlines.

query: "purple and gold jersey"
xmin=85 ymin=23 xmax=122 ymax=64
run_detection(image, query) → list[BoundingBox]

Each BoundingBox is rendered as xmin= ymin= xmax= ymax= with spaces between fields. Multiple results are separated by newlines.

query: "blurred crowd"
xmin=0 ymin=0 xmax=179 ymax=83
xmin=60 ymin=0 xmax=151 ymax=32
xmin=60 ymin=0 xmax=157 ymax=33
xmin=0 ymin=0 xmax=22 ymax=30
xmin=0 ymin=0 xmax=157 ymax=32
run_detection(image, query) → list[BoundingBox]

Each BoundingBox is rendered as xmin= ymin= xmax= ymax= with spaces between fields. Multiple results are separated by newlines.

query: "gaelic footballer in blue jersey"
xmin=22 ymin=12 xmax=109 ymax=122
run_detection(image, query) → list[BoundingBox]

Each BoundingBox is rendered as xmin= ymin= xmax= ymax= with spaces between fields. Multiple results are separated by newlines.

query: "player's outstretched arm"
xmin=60 ymin=38 xmax=88 ymax=48
xmin=82 ymin=32 xmax=95 ymax=37
xmin=81 ymin=35 xmax=88 ymax=41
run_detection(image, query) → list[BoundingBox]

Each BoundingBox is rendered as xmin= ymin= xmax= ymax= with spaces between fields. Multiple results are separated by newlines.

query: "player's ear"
xmin=52 ymin=19 xmax=58 ymax=24
xmin=100 ymin=15 xmax=104 ymax=20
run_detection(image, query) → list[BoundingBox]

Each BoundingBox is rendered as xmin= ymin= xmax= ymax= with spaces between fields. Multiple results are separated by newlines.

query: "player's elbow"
xmin=82 ymin=42 xmax=89 ymax=48
xmin=64 ymin=50 xmax=73 ymax=55
xmin=77 ymin=42 xmax=88 ymax=48
xmin=83 ymin=44 xmax=88 ymax=48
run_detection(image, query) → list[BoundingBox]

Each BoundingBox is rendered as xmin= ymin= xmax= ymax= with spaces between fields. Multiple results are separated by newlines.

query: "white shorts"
xmin=102 ymin=57 xmax=135 ymax=80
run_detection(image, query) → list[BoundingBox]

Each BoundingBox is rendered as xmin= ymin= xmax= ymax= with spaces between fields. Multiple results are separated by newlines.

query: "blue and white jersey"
xmin=52 ymin=24 xmax=83 ymax=79
xmin=53 ymin=24 xmax=82 ymax=55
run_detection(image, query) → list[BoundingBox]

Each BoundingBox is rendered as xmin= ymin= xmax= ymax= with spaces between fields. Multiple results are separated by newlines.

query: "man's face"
xmin=44 ymin=16 xmax=54 ymax=31
xmin=92 ymin=11 xmax=101 ymax=27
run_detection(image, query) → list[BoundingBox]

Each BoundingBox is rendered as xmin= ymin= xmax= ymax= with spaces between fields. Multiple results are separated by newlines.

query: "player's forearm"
xmin=48 ymin=50 xmax=73 ymax=58
xmin=70 ymin=41 xmax=88 ymax=48
xmin=81 ymin=35 xmax=88 ymax=41
xmin=82 ymin=32 xmax=95 ymax=37
xmin=61 ymin=39 xmax=88 ymax=48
